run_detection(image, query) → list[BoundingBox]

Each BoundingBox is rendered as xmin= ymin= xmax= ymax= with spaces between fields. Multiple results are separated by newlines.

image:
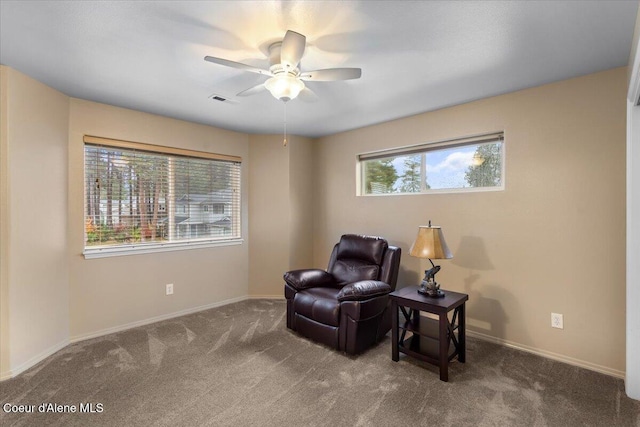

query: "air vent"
xmin=208 ymin=92 xmax=238 ymax=105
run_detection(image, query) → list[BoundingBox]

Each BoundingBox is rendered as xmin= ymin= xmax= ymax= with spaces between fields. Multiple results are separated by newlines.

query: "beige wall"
xmin=288 ymin=135 xmax=315 ymax=270
xmin=68 ymin=99 xmax=249 ymax=339
xmin=248 ymin=134 xmax=314 ymax=297
xmin=0 ymin=67 xmax=70 ymax=378
xmin=248 ymin=134 xmax=290 ymax=297
xmin=315 ymin=67 xmax=627 ymax=375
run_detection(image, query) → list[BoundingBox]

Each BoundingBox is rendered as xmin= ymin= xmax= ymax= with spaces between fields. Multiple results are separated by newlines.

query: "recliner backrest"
xmin=327 ymin=234 xmax=393 ymax=286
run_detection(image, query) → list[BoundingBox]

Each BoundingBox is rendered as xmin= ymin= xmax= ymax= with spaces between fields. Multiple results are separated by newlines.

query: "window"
xmin=212 ymin=204 xmax=225 ymax=214
xmin=359 ymin=132 xmax=504 ymax=195
xmin=83 ymin=135 xmax=242 ymax=258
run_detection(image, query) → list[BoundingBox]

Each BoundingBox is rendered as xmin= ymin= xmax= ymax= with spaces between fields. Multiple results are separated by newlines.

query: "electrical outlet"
xmin=551 ymin=313 xmax=563 ymax=329
xmin=166 ymin=283 xmax=174 ymax=295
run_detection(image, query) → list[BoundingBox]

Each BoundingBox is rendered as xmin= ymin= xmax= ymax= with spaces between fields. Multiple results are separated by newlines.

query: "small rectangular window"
xmin=359 ymin=132 xmax=504 ymax=195
xmin=83 ymin=136 xmax=241 ymax=257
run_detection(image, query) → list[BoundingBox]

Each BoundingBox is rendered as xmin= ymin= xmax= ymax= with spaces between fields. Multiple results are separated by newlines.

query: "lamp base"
xmin=417 ymin=288 xmax=445 ymax=298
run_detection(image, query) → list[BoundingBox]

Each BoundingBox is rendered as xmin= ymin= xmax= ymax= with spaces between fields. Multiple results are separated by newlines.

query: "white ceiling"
xmin=1 ymin=1 xmax=638 ymax=138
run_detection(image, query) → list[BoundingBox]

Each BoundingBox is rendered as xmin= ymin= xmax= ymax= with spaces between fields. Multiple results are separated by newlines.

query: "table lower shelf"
xmin=398 ymin=334 xmax=459 ymax=365
xmin=399 ymin=315 xmax=456 ymax=340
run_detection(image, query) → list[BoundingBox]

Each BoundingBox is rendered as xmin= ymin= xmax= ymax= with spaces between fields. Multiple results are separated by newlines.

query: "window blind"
xmin=83 ymin=136 xmax=241 ymax=250
xmin=358 ymin=132 xmax=504 ymax=161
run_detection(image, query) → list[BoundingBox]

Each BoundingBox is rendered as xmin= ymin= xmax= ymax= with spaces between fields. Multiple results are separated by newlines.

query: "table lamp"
xmin=409 ymin=221 xmax=453 ymax=297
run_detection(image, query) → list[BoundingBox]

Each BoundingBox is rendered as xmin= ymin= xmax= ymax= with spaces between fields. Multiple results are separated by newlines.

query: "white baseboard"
xmin=70 ymin=295 xmax=249 ymax=343
xmin=0 ymin=338 xmax=69 ymax=381
xmin=248 ymin=294 xmax=285 ymax=300
xmin=467 ymin=330 xmax=625 ymax=379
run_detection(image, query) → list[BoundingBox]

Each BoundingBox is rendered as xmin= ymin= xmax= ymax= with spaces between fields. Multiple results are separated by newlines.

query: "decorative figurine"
xmin=424 ymin=265 xmax=441 ymax=282
xmin=418 ymin=266 xmax=445 ymax=297
xmin=424 ymin=279 xmax=441 ymax=297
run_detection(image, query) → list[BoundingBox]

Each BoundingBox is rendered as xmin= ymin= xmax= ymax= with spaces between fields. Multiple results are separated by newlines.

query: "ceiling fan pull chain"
xmin=283 ymin=102 xmax=288 ymax=147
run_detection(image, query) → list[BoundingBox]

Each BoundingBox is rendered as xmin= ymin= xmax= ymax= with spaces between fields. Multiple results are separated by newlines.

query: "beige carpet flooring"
xmin=1 ymin=299 xmax=639 ymax=426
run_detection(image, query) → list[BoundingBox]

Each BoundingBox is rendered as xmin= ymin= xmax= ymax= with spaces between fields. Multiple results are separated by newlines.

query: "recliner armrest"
xmin=284 ymin=269 xmax=336 ymax=290
xmin=337 ymin=280 xmax=391 ymax=302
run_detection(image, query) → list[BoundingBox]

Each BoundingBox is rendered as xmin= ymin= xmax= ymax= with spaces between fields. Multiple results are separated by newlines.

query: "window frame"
xmin=82 ymin=135 xmax=243 ymax=259
xmin=357 ymin=132 xmax=505 ymax=196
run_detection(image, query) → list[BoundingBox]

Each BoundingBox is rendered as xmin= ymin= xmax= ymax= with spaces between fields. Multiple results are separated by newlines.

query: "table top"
xmin=390 ymin=286 xmax=468 ymax=311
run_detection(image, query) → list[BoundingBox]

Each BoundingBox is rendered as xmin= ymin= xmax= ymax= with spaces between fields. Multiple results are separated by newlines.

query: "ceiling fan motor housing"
xmin=268 ymin=42 xmax=300 ymax=75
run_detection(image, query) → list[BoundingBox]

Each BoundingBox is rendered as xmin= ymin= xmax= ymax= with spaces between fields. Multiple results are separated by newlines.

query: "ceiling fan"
xmin=204 ymin=30 xmax=362 ymax=102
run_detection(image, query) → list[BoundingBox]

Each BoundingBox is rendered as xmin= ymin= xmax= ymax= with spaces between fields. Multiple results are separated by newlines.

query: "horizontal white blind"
xmin=84 ymin=137 xmax=241 ymax=250
xmin=358 ymin=132 xmax=504 ymax=161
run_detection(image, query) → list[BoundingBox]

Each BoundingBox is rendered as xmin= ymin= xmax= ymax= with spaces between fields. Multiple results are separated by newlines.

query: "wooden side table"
xmin=390 ymin=286 xmax=468 ymax=382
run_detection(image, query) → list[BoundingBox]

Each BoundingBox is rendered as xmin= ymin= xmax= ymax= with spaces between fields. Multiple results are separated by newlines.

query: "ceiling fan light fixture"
xmin=265 ymin=74 xmax=305 ymax=102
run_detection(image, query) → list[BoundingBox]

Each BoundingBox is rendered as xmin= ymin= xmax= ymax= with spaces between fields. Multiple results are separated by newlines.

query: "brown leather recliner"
xmin=284 ymin=234 xmax=401 ymax=354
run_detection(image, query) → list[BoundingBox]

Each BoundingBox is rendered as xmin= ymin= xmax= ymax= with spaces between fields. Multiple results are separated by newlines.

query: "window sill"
xmin=357 ymin=185 xmax=505 ymax=197
xmin=83 ymin=238 xmax=244 ymax=259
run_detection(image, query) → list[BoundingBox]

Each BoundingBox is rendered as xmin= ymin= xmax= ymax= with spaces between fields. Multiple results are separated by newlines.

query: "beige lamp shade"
xmin=409 ymin=225 xmax=453 ymax=260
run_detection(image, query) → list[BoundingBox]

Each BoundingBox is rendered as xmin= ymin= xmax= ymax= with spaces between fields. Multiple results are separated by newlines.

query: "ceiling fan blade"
xmin=299 ymin=68 xmax=362 ymax=81
xmin=204 ymin=56 xmax=271 ymax=76
xmin=236 ymin=84 xmax=267 ymax=97
xmin=280 ymin=30 xmax=306 ymax=70
xmin=297 ymin=87 xmax=319 ymax=103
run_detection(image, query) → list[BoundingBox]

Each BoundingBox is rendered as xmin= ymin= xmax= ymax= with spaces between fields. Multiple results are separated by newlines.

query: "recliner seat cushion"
xmin=293 ymin=287 xmax=341 ymax=327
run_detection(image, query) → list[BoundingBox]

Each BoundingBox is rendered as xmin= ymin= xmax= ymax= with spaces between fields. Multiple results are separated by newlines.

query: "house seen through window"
xmin=83 ymin=136 xmax=241 ymax=254
xmin=359 ymin=133 xmax=504 ymax=194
